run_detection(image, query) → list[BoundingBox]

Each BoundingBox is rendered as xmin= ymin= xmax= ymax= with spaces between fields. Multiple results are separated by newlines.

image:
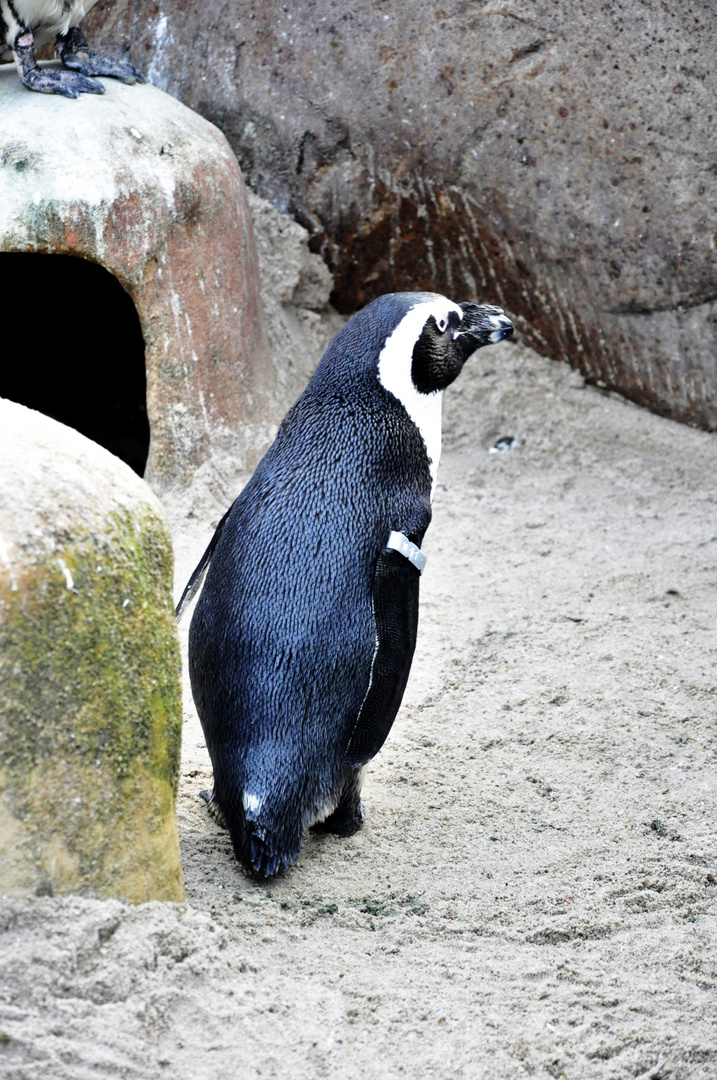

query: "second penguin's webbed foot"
xmin=56 ymin=27 xmax=143 ymax=84
xmin=13 ymin=32 xmax=104 ymax=97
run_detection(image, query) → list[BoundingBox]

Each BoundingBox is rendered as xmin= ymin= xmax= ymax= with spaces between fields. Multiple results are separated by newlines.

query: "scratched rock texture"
xmin=84 ymin=0 xmax=717 ymax=430
xmin=248 ymin=190 xmax=346 ymax=410
xmin=0 ymin=400 xmax=184 ymax=904
xmin=0 ymin=63 xmax=278 ymax=499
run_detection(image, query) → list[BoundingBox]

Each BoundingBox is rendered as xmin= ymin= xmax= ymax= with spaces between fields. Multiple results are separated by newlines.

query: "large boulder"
xmin=0 ymin=63 xmax=279 ymax=501
xmin=85 ymin=0 xmax=717 ymax=430
xmin=0 ymin=400 xmax=184 ymax=903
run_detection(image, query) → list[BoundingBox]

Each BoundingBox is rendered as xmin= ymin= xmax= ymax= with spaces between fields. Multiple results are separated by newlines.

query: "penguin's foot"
xmin=13 ymin=33 xmax=104 ymax=97
xmin=311 ymin=797 xmax=365 ymax=837
xmin=199 ymin=787 xmax=227 ymax=829
xmin=56 ymin=27 xmax=143 ymax=85
xmin=311 ymin=769 xmax=365 ymax=837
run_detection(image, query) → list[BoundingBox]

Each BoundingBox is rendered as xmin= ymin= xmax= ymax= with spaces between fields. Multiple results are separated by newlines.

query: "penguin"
xmin=179 ymin=292 xmax=514 ymax=878
xmin=1 ymin=1 xmax=142 ymax=97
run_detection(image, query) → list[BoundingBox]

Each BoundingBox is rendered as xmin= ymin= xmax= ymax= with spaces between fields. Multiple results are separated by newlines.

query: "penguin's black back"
xmin=189 ymin=295 xmax=435 ymax=875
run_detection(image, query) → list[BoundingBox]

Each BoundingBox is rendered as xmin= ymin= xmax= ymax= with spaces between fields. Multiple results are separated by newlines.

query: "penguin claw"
xmin=62 ymin=50 xmax=143 ymax=84
xmin=56 ymin=27 xmax=143 ymax=85
xmin=199 ymin=788 xmax=227 ymax=828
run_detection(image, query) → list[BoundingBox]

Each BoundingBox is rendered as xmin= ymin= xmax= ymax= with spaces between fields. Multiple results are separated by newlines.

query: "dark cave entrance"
xmin=0 ymin=253 xmax=150 ymax=476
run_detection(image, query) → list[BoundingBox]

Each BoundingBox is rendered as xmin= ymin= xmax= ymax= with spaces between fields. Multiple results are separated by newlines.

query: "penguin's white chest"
xmin=8 ymin=0 xmax=95 ymax=38
xmin=382 ymin=376 xmax=443 ymax=499
xmin=377 ymin=299 xmax=458 ymax=500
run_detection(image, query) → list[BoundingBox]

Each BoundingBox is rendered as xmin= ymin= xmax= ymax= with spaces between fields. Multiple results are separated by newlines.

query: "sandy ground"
xmin=2 ymin=339 xmax=716 ymax=1079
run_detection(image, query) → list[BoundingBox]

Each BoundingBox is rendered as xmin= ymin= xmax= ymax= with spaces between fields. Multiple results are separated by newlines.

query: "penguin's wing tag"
xmin=386 ymin=530 xmax=427 ymax=575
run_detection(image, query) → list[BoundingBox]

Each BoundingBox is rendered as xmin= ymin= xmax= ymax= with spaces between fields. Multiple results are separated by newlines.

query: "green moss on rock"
xmin=0 ymin=497 xmax=184 ymax=903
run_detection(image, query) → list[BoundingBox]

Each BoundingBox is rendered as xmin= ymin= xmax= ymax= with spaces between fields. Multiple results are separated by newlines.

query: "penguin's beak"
xmin=486 ymin=310 xmax=515 ymax=343
xmin=457 ymin=303 xmax=514 ymax=346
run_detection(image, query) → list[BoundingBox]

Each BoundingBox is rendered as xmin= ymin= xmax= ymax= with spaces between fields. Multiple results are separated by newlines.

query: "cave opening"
xmin=0 ymin=253 xmax=150 ymax=476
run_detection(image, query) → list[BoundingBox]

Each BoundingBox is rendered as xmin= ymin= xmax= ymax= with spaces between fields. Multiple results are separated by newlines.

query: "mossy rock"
xmin=0 ymin=400 xmax=184 ymax=903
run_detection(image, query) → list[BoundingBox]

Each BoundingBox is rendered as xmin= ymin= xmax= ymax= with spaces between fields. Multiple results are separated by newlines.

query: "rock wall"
xmin=85 ymin=0 xmax=717 ymax=430
xmin=248 ymin=191 xmax=345 ymax=410
xmin=162 ymin=193 xmax=345 ymax=556
xmin=0 ymin=401 xmax=184 ymax=903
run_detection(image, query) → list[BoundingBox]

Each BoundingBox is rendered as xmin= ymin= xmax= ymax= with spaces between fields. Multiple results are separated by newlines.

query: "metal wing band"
xmin=386 ymin=530 xmax=427 ymax=575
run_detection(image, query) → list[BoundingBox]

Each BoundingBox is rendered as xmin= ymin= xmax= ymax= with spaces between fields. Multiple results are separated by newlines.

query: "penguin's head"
xmin=373 ymin=293 xmax=513 ymax=403
xmin=313 ymin=291 xmax=513 ymax=401
xmin=310 ymin=292 xmax=514 ymax=494
xmin=410 ymin=300 xmax=514 ymax=394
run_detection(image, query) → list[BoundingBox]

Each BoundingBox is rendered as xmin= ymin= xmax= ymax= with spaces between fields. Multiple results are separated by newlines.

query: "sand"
xmin=1 ymin=339 xmax=716 ymax=1079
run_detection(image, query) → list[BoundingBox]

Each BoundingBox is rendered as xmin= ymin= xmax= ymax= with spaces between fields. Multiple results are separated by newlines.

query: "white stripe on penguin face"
xmin=377 ymin=295 xmax=463 ymax=500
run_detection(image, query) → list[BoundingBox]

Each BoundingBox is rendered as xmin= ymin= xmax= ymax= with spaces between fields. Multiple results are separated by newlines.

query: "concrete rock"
xmin=0 ymin=63 xmax=278 ymax=500
xmin=167 ymin=193 xmax=346 ymax=596
xmin=85 ymin=0 xmax=717 ymax=430
xmin=248 ymin=190 xmax=344 ymax=409
xmin=0 ymin=400 xmax=184 ymax=903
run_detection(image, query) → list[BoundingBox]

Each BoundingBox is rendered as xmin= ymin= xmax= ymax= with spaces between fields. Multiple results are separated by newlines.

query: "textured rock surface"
xmin=0 ymin=63 xmax=277 ymax=498
xmin=0 ymin=400 xmax=184 ymax=903
xmin=165 ymin=192 xmax=345 ymax=575
xmin=248 ymin=190 xmax=345 ymax=410
xmin=85 ymin=0 xmax=717 ymax=430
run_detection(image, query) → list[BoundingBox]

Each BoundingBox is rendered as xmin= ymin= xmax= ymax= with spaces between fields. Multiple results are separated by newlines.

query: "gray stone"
xmin=248 ymin=190 xmax=344 ymax=409
xmin=84 ymin=1 xmax=717 ymax=430
xmin=162 ymin=194 xmax=345 ymax=555
xmin=0 ymin=400 xmax=184 ymax=903
xmin=0 ymin=62 xmax=279 ymax=501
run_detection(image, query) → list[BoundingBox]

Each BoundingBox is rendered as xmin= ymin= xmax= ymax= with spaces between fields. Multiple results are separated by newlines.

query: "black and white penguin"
xmin=1 ymin=1 xmax=141 ymax=97
xmin=179 ymin=292 xmax=513 ymax=877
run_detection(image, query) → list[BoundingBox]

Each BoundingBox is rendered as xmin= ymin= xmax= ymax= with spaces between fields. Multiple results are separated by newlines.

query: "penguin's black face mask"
xmin=411 ymin=303 xmax=514 ymax=394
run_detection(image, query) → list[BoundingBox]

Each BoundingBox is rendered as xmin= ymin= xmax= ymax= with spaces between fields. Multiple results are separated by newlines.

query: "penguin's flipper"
xmin=344 ymin=549 xmax=420 ymax=768
xmin=176 ymin=505 xmax=233 ymax=621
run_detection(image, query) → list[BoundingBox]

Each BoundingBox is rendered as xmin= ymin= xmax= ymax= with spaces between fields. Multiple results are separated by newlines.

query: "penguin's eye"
xmin=436 ymin=316 xmax=448 ymax=333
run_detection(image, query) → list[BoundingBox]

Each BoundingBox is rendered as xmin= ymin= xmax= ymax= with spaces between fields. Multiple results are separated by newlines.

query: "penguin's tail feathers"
xmin=175 ymin=504 xmax=232 ymax=622
xmin=241 ymin=820 xmax=301 ymax=879
xmin=205 ymin=783 xmax=298 ymax=878
xmin=227 ymin=802 xmax=301 ymax=879
xmin=206 ymin=778 xmax=302 ymax=878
